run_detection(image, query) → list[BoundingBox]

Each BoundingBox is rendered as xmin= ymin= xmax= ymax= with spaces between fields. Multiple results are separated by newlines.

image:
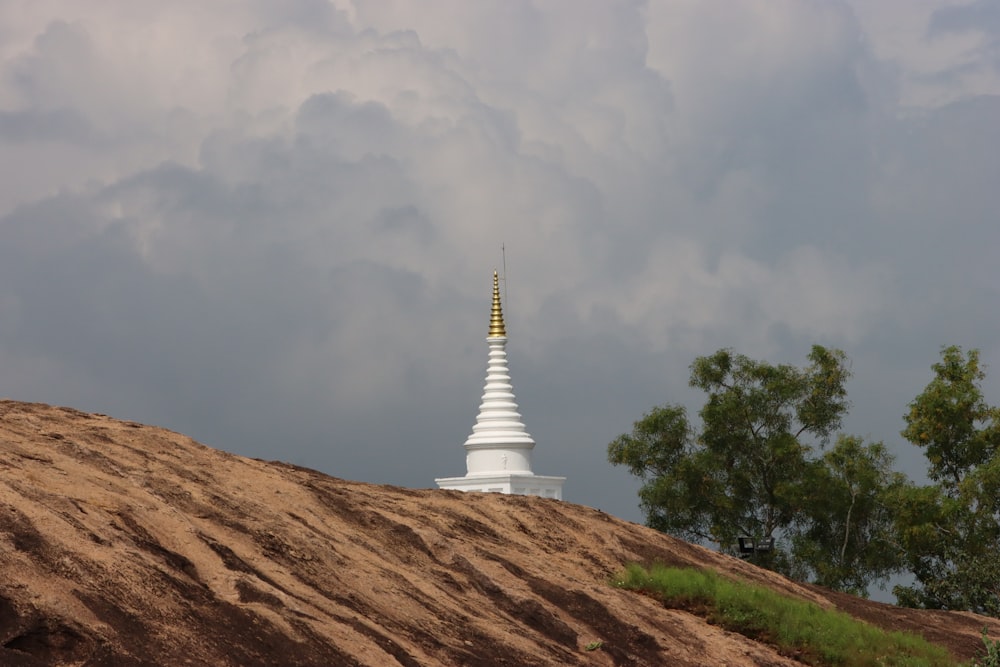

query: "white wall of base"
xmin=435 ymin=473 xmax=565 ymax=500
xmin=465 ymin=447 xmax=533 ymax=475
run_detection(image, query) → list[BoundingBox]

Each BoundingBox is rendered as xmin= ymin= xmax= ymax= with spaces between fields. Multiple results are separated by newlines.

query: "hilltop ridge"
xmin=0 ymin=400 xmax=995 ymax=666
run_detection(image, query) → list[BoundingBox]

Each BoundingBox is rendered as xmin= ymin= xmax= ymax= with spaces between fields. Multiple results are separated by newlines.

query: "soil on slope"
xmin=0 ymin=400 xmax=996 ymax=666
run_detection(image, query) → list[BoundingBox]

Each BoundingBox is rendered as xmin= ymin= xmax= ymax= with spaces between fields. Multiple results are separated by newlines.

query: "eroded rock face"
xmin=0 ymin=400 xmax=995 ymax=666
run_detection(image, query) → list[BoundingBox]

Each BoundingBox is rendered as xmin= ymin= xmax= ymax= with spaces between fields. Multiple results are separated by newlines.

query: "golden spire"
xmin=488 ymin=270 xmax=507 ymax=337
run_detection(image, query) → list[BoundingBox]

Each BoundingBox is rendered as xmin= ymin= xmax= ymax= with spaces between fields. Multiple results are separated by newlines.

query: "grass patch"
xmin=613 ymin=564 xmax=954 ymax=667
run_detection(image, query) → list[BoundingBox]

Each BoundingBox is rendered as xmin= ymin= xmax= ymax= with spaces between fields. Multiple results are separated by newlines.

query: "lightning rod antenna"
xmin=501 ymin=243 xmax=508 ymax=316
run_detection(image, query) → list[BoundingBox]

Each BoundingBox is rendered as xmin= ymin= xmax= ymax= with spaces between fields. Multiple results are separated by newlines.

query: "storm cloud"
xmin=1 ymin=0 xmax=998 ymax=522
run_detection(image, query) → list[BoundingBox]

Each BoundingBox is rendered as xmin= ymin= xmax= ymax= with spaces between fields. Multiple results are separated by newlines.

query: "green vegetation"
xmin=971 ymin=628 xmax=1000 ymax=667
xmin=613 ymin=564 xmax=954 ymax=667
xmin=609 ymin=344 xmax=1000 ymax=616
xmin=583 ymin=641 xmax=603 ymax=651
xmin=608 ymin=346 xmax=901 ymax=593
xmin=606 ymin=345 xmax=853 ymax=554
xmin=895 ymin=346 xmax=1000 ymax=615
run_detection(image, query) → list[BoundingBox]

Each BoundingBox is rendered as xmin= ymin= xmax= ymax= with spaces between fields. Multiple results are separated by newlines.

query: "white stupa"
xmin=436 ymin=271 xmax=565 ymax=499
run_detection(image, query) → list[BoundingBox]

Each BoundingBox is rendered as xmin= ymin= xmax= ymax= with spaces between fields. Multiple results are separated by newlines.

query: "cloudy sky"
xmin=1 ymin=0 xmax=998 ymax=525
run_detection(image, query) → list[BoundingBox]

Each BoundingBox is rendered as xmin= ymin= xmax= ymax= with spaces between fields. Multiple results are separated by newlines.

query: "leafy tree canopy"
xmin=610 ymin=343 xmax=1000 ymax=610
xmin=609 ymin=346 xmax=857 ymax=578
xmin=895 ymin=346 xmax=1000 ymax=615
xmin=791 ymin=435 xmax=905 ymax=595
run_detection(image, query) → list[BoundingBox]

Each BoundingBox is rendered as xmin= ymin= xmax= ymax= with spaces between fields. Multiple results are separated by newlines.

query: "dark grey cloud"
xmin=930 ymin=0 xmax=1000 ymax=38
xmin=0 ymin=1 xmax=997 ymax=530
xmin=0 ymin=107 xmax=95 ymax=144
xmin=926 ymin=0 xmax=1000 ymax=87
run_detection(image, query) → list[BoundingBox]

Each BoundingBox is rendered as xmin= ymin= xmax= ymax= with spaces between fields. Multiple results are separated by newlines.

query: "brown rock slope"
xmin=0 ymin=400 xmax=997 ymax=666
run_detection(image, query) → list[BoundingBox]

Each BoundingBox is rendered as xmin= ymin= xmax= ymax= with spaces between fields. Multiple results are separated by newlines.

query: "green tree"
xmin=790 ymin=435 xmax=905 ymax=595
xmin=901 ymin=346 xmax=1000 ymax=492
xmin=609 ymin=346 xmax=852 ymax=574
xmin=605 ymin=404 xmax=706 ymax=541
xmin=895 ymin=346 xmax=1000 ymax=615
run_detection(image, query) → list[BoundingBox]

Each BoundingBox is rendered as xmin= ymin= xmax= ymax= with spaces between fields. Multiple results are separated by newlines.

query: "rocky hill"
xmin=0 ymin=400 xmax=996 ymax=666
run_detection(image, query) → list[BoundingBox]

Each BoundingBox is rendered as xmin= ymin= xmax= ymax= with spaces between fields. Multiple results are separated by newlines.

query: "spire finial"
xmin=488 ymin=270 xmax=506 ymax=337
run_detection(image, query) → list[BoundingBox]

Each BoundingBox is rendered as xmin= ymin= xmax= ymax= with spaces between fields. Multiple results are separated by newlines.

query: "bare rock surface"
xmin=0 ymin=400 xmax=996 ymax=666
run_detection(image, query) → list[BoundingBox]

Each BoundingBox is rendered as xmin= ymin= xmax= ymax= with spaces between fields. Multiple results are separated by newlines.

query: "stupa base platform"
xmin=435 ymin=473 xmax=565 ymax=500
